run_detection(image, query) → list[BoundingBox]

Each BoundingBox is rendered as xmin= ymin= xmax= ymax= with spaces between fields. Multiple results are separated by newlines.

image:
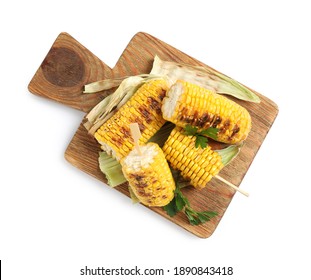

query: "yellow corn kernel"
xmin=162 ymin=127 xmax=224 ymax=190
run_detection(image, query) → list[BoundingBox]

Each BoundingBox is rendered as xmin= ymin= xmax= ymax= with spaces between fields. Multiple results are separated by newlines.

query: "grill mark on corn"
xmin=128 ymin=174 xmax=149 ymax=190
xmin=119 ymin=127 xmax=131 ymax=138
xmin=208 ymin=115 xmax=217 ymax=128
xmin=179 ymin=107 xmax=194 ymax=123
xmin=136 ymin=181 xmax=148 ymax=188
xmin=137 ymin=190 xmax=148 ymax=197
xmin=231 ymin=124 xmax=240 ymax=138
xmin=147 ymin=96 xmax=162 ymax=115
xmin=224 ymin=119 xmax=231 ymax=127
xmin=179 ymin=108 xmax=224 ymax=130
xmin=178 ymin=108 xmax=187 ymax=121
xmin=196 ymin=112 xmax=211 ymax=126
xmin=193 ymin=111 xmax=199 ymax=124
xmin=138 ymin=106 xmax=153 ymax=124
xmin=158 ymin=89 xmax=167 ymax=101
xmin=134 ymin=174 xmax=144 ymax=181
xmin=219 ymin=119 xmax=231 ymax=134
xmin=212 ymin=116 xmax=222 ymax=127
xmin=111 ymin=136 xmax=124 ymax=147
xmin=134 ymin=117 xmax=146 ymax=132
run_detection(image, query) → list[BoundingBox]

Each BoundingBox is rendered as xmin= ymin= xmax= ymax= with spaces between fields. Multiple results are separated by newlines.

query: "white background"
xmin=1 ymin=0 xmax=310 ymax=279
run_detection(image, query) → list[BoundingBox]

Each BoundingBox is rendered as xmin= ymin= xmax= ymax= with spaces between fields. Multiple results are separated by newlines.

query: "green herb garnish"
xmin=163 ymin=178 xmax=217 ymax=226
xmin=184 ymin=124 xmax=219 ymax=149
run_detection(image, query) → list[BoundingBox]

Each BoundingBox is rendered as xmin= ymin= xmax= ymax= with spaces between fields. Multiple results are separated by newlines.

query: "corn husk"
xmin=216 ymin=144 xmax=242 ymax=166
xmin=150 ymin=56 xmax=260 ymax=103
xmin=83 ymin=77 xmax=127 ymax=93
xmin=128 ymin=186 xmax=140 ymax=204
xmin=98 ymin=151 xmax=126 ymax=187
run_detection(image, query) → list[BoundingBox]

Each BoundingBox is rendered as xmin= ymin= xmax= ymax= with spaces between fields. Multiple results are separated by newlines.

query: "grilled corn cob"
xmin=94 ymin=79 xmax=169 ymax=160
xmin=163 ymin=126 xmax=224 ymax=190
xmin=162 ymin=80 xmax=252 ymax=144
xmin=120 ymin=143 xmax=175 ymax=207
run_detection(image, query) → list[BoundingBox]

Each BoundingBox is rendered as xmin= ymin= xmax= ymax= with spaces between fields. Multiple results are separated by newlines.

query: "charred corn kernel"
xmin=120 ymin=143 xmax=175 ymax=207
xmin=162 ymin=80 xmax=252 ymax=144
xmin=94 ymin=79 xmax=168 ymax=160
xmin=162 ymin=127 xmax=224 ymax=190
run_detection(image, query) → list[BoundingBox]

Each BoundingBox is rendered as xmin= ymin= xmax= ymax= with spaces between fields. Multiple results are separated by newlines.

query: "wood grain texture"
xmin=28 ymin=32 xmax=113 ymax=112
xmin=28 ymin=32 xmax=278 ymax=238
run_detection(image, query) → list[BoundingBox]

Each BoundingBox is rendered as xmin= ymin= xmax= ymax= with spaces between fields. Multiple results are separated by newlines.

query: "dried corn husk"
xmin=83 ymin=77 xmax=127 ymax=93
xmin=150 ymin=56 xmax=260 ymax=103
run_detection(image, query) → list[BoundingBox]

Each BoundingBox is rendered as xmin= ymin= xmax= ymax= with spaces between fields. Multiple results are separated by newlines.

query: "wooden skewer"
xmin=215 ymin=175 xmax=249 ymax=197
xmin=129 ymin=123 xmax=142 ymax=155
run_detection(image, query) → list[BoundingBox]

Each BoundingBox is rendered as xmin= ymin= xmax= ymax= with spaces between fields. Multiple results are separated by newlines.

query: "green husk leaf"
xmin=128 ymin=186 xmax=140 ymax=204
xmin=208 ymin=68 xmax=261 ymax=103
xmin=98 ymin=152 xmax=140 ymax=204
xmin=147 ymin=122 xmax=175 ymax=148
xmin=216 ymin=144 xmax=243 ymax=166
xmin=98 ymin=152 xmax=126 ymax=187
xmin=150 ymin=55 xmax=260 ymax=103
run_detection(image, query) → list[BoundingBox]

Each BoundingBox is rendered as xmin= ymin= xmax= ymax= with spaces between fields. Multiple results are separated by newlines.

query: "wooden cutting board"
xmin=28 ymin=32 xmax=278 ymax=238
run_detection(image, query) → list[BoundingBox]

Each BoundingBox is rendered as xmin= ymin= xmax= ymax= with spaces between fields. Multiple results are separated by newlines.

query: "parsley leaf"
xmin=195 ymin=135 xmax=208 ymax=149
xmin=175 ymin=192 xmax=186 ymax=211
xmin=163 ymin=187 xmax=187 ymax=217
xmin=163 ymin=172 xmax=218 ymax=225
xmin=163 ymin=198 xmax=178 ymax=217
xmin=185 ymin=208 xmax=200 ymax=225
xmin=183 ymin=125 xmax=219 ymax=149
xmin=184 ymin=124 xmax=198 ymax=135
xmin=200 ymin=127 xmax=219 ymax=140
xmin=185 ymin=208 xmax=218 ymax=225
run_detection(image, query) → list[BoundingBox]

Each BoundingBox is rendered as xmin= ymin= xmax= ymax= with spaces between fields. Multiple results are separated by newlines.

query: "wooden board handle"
xmin=28 ymin=32 xmax=113 ymax=112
